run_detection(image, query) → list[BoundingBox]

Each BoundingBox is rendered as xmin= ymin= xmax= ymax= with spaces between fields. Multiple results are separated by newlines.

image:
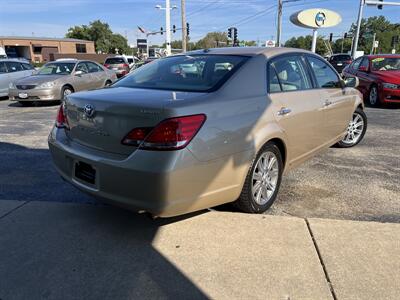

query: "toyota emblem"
xmin=84 ymin=104 xmax=95 ymax=118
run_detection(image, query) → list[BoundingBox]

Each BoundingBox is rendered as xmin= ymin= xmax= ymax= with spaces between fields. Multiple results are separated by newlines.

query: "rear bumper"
xmin=9 ymin=87 xmax=60 ymax=101
xmin=48 ymin=127 xmax=243 ymax=217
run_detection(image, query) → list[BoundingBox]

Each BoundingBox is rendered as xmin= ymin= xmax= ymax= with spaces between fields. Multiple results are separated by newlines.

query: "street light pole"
xmin=181 ymin=0 xmax=187 ymax=52
xmin=276 ymin=0 xmax=282 ymax=47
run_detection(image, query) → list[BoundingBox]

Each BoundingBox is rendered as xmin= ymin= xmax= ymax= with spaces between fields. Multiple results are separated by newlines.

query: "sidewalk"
xmin=0 ymin=200 xmax=399 ymax=300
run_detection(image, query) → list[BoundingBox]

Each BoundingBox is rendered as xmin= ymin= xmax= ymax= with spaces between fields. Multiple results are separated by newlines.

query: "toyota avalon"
xmin=49 ymin=47 xmax=367 ymax=217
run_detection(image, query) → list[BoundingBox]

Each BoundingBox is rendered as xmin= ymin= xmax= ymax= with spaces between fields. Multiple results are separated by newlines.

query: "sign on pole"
xmin=265 ymin=40 xmax=276 ymax=47
xmin=137 ymin=39 xmax=147 ymax=50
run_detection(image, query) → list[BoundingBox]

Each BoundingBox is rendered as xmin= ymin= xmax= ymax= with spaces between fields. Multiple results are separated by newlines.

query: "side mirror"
xmin=75 ymin=70 xmax=84 ymax=76
xmin=358 ymin=66 xmax=368 ymax=72
xmin=343 ymin=76 xmax=359 ymax=88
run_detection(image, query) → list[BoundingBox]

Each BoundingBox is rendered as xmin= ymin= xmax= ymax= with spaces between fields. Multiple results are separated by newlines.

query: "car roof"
xmin=0 ymin=58 xmax=30 ymax=63
xmin=185 ymin=47 xmax=315 ymax=57
xmin=365 ymin=54 xmax=400 ymax=59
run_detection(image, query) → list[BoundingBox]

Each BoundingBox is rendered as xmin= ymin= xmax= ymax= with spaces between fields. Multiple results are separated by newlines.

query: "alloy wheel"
xmin=342 ymin=112 xmax=365 ymax=145
xmin=251 ymin=151 xmax=279 ymax=205
xmin=63 ymin=88 xmax=72 ymax=100
xmin=369 ymin=86 xmax=378 ymax=106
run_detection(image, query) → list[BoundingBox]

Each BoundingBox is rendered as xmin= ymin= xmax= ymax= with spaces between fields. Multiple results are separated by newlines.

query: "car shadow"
xmin=7 ymin=100 xmax=60 ymax=108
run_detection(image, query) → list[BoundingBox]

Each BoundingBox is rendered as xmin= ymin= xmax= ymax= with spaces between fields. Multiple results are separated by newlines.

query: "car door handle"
xmin=277 ymin=107 xmax=291 ymax=116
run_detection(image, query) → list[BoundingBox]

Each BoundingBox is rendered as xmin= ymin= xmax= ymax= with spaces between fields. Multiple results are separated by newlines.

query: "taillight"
xmin=122 ymin=63 xmax=129 ymax=68
xmin=56 ymin=103 xmax=69 ymax=129
xmin=345 ymin=60 xmax=352 ymax=64
xmin=104 ymin=64 xmax=110 ymax=68
xmin=122 ymin=114 xmax=206 ymax=150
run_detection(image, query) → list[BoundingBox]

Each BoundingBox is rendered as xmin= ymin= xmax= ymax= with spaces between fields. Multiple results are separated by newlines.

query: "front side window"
xmin=268 ymin=55 xmax=312 ymax=92
xmin=307 ymin=56 xmax=341 ymax=88
xmin=371 ymin=57 xmax=400 ymax=71
xmin=86 ymin=62 xmax=103 ymax=73
xmin=114 ymin=54 xmax=249 ymax=92
xmin=38 ymin=63 xmax=75 ymax=75
xmin=76 ymin=62 xmax=89 ymax=74
xmin=5 ymin=61 xmax=23 ymax=72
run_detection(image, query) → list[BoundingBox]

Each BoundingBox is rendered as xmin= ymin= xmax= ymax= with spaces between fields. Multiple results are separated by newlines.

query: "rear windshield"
xmin=113 ymin=54 xmax=249 ymax=92
xmin=331 ymin=55 xmax=351 ymax=61
xmin=105 ymin=58 xmax=125 ymax=64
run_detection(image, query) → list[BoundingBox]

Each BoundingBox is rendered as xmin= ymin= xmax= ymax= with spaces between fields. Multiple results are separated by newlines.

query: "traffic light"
xmin=377 ymin=0 xmax=383 ymax=9
xmin=228 ymin=28 xmax=232 ymax=39
xmin=329 ymin=33 xmax=333 ymax=42
xmin=186 ymin=23 xmax=190 ymax=36
xmin=344 ymin=32 xmax=348 ymax=39
xmin=160 ymin=27 xmax=163 ymax=35
xmin=172 ymin=25 xmax=176 ymax=33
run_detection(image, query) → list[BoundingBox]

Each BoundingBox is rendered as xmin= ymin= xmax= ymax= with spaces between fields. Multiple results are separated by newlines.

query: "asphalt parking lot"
xmin=0 ymin=98 xmax=399 ymax=222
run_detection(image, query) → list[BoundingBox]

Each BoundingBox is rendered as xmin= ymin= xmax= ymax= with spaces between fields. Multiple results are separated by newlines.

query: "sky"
xmin=0 ymin=0 xmax=399 ymax=47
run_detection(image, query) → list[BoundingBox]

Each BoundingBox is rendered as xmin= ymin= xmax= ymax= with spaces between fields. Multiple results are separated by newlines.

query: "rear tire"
xmin=234 ymin=142 xmax=283 ymax=213
xmin=336 ymin=107 xmax=367 ymax=148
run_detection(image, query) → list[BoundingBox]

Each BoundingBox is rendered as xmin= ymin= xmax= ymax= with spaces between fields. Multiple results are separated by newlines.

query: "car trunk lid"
xmin=64 ymin=87 xmax=204 ymax=155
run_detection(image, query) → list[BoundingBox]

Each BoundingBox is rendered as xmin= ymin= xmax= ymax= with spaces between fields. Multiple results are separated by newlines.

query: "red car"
xmin=343 ymin=54 xmax=400 ymax=106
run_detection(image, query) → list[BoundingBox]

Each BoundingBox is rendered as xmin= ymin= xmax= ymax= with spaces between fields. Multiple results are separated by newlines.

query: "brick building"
xmin=0 ymin=36 xmax=95 ymax=63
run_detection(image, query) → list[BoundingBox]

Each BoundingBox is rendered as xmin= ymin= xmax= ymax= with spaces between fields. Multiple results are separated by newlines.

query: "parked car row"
xmin=1 ymin=58 xmax=118 ymax=105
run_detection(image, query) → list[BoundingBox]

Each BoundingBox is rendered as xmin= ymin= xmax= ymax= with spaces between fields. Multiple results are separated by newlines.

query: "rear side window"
xmin=0 ymin=62 xmax=6 ymax=73
xmin=307 ymin=56 xmax=341 ymax=88
xmin=127 ymin=58 xmax=134 ymax=64
xmin=114 ymin=55 xmax=249 ymax=92
xmin=22 ymin=63 xmax=34 ymax=70
xmin=5 ymin=61 xmax=23 ymax=72
xmin=268 ymin=55 xmax=312 ymax=92
xmin=105 ymin=58 xmax=125 ymax=64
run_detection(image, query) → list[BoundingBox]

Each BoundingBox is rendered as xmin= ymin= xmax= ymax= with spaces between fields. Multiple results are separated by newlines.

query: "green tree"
xmin=66 ymin=20 xmax=129 ymax=54
xmin=195 ymin=32 xmax=229 ymax=49
xmin=284 ymin=35 xmax=327 ymax=55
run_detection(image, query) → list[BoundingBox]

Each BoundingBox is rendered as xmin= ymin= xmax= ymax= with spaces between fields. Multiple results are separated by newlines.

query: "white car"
xmin=0 ymin=59 xmax=35 ymax=97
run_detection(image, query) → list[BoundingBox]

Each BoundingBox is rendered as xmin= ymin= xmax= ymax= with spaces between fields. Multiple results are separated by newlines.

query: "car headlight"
xmin=382 ymin=82 xmax=399 ymax=90
xmin=37 ymin=82 xmax=55 ymax=89
xmin=9 ymin=82 xmax=16 ymax=89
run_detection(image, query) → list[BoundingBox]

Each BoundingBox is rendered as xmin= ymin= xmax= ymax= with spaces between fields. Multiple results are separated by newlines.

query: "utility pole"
xmin=351 ymin=0 xmax=365 ymax=58
xmin=165 ymin=0 xmax=172 ymax=56
xmin=341 ymin=33 xmax=345 ymax=53
xmin=181 ymin=0 xmax=187 ymax=52
xmin=276 ymin=0 xmax=283 ymax=47
xmin=370 ymin=32 xmax=376 ymax=54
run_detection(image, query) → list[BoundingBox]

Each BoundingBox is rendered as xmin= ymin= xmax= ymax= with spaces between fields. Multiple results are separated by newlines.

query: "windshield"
xmin=38 ymin=63 xmax=76 ymax=75
xmin=371 ymin=57 xmax=400 ymax=71
xmin=331 ymin=55 xmax=351 ymax=61
xmin=113 ymin=54 xmax=249 ymax=92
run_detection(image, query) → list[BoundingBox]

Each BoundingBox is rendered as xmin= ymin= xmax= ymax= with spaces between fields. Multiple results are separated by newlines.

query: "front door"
xmin=73 ymin=62 xmax=93 ymax=92
xmin=306 ymin=55 xmax=354 ymax=141
xmin=267 ymin=54 xmax=326 ymax=166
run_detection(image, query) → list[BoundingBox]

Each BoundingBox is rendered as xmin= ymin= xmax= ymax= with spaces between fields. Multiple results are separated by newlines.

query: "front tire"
xmin=336 ymin=107 xmax=367 ymax=148
xmin=234 ymin=142 xmax=283 ymax=213
xmin=368 ymin=85 xmax=379 ymax=107
xmin=61 ymin=86 xmax=74 ymax=100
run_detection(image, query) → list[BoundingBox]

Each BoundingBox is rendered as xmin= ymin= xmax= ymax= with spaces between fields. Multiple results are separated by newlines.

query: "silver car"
xmin=0 ymin=59 xmax=35 ymax=97
xmin=9 ymin=59 xmax=117 ymax=105
xmin=49 ymin=47 xmax=366 ymax=217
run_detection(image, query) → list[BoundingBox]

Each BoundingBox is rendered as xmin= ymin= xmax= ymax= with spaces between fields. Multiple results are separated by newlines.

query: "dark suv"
xmin=328 ymin=54 xmax=352 ymax=74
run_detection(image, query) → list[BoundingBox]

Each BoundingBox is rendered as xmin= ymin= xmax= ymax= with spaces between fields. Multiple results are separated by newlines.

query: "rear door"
xmin=267 ymin=54 xmax=326 ymax=165
xmin=306 ymin=55 xmax=354 ymax=141
xmin=86 ymin=61 xmax=107 ymax=89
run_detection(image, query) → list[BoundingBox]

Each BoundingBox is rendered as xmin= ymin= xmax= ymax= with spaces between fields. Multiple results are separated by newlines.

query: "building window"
xmin=76 ymin=44 xmax=87 ymax=53
xmin=33 ymin=46 xmax=42 ymax=54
